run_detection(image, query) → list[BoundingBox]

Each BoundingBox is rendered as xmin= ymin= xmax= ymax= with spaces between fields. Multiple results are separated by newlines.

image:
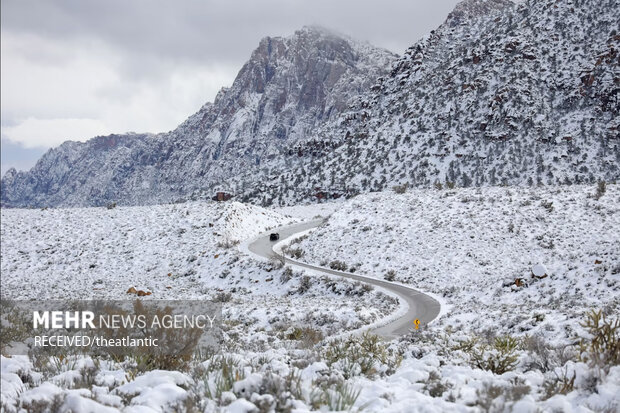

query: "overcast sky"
xmin=1 ymin=0 xmax=460 ymax=174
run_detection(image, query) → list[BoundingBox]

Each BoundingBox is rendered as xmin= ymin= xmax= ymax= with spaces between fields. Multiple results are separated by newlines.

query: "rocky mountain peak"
xmin=446 ymin=0 xmax=514 ymax=27
xmin=1 ymin=26 xmax=396 ymax=208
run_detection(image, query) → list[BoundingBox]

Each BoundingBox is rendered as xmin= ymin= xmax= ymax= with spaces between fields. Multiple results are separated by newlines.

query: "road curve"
xmin=248 ymin=219 xmax=441 ymax=339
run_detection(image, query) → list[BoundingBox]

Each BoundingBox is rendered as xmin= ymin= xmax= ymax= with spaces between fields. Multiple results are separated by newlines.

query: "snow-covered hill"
xmin=294 ymin=184 xmax=619 ymax=342
xmin=259 ymin=0 xmax=620 ymax=202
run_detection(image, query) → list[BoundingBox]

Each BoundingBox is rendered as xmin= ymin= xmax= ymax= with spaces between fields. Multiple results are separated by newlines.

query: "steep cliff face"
xmin=251 ymin=0 xmax=618 ymax=203
xmin=1 ymin=26 xmax=396 ymax=207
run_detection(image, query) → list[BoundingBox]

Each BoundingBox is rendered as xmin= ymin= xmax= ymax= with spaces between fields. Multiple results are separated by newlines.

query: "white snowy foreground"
xmin=1 ymin=184 xmax=619 ymax=412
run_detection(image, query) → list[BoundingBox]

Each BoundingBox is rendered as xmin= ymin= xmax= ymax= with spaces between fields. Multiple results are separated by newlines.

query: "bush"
xmin=540 ymin=200 xmax=554 ymax=212
xmin=469 ymin=336 xmax=520 ymax=375
xmin=286 ymin=326 xmax=324 ymax=348
xmin=311 ymin=381 xmax=360 ymax=411
xmin=196 ymin=354 xmax=246 ymax=401
xmin=280 ymin=267 xmax=293 ymax=284
xmin=323 ymin=332 xmax=403 ymax=379
xmin=106 ymin=202 xmax=117 ymax=209
xmin=594 ymin=181 xmax=606 ymax=199
xmin=542 ymin=366 xmax=576 ymax=400
xmin=297 ymin=275 xmax=312 ymax=294
xmin=283 ymin=246 xmax=305 ymax=259
xmin=217 ymin=238 xmax=240 ymax=249
xmin=392 ymin=183 xmax=409 ymax=194
xmin=579 ymin=309 xmax=619 ymax=371
xmin=423 ymin=370 xmax=452 ymax=397
xmin=328 ymin=260 xmax=348 ymax=271
xmin=384 ymin=270 xmax=397 ymax=282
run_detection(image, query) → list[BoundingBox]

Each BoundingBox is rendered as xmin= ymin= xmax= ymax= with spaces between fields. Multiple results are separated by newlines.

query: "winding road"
xmin=248 ymin=219 xmax=441 ymax=339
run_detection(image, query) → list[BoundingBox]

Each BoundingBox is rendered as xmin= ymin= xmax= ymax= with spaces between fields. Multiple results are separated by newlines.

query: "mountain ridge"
xmin=2 ymin=0 xmax=619 ymax=208
xmin=1 ymin=26 xmax=396 ymax=207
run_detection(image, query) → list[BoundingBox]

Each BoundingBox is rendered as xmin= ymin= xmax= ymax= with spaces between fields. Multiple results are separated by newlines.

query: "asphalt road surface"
xmin=248 ymin=219 xmax=441 ymax=339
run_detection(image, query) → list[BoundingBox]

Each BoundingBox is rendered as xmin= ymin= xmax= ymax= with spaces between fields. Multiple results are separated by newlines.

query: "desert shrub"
xmin=216 ymin=238 xmax=239 ymax=249
xmin=297 ymin=276 xmax=312 ymax=294
xmin=469 ymin=336 xmax=520 ymax=375
xmin=328 ymin=260 xmax=348 ymax=271
xmin=540 ymin=200 xmax=554 ymax=212
xmin=578 ymin=309 xmax=619 ymax=371
xmin=423 ymin=370 xmax=452 ymax=397
xmin=270 ymin=253 xmax=286 ymax=269
xmin=197 ymin=354 xmax=246 ymax=401
xmin=20 ymin=393 xmax=67 ymax=413
xmin=106 ymin=202 xmax=117 ymax=209
xmin=522 ymin=335 xmax=554 ymax=372
xmin=280 ymin=267 xmax=293 ymax=283
xmin=476 ymin=383 xmax=504 ymax=412
xmin=475 ymin=379 xmax=530 ymax=413
xmin=594 ymin=181 xmax=606 ymax=199
xmin=256 ymin=370 xmax=303 ymax=411
xmin=384 ymin=270 xmax=397 ymax=282
xmin=213 ymin=291 xmax=232 ymax=303
xmin=309 ymin=374 xmax=360 ymax=412
xmin=284 ymin=246 xmax=305 ymax=259
xmin=0 ymin=301 xmax=31 ymax=355
xmin=286 ymin=326 xmax=324 ymax=348
xmin=393 ymin=183 xmax=409 ymax=194
xmin=323 ymin=332 xmax=403 ymax=379
xmin=542 ymin=366 xmax=576 ymax=400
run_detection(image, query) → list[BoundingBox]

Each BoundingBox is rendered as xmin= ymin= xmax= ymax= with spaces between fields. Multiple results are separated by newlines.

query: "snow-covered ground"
xmin=1 ymin=185 xmax=619 ymax=412
xmin=290 ymin=183 xmax=620 ymax=411
xmin=295 ymin=184 xmax=619 ymax=341
xmin=0 ymin=200 xmax=397 ymax=412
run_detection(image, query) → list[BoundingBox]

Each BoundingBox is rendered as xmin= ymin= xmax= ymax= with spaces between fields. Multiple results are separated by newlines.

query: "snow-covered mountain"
xmin=254 ymin=0 xmax=619 ymax=203
xmin=2 ymin=0 xmax=619 ymax=208
xmin=0 ymin=26 xmax=396 ymax=207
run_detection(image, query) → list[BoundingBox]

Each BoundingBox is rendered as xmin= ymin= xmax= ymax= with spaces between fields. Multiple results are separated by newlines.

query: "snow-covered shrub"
xmin=594 ymin=181 xmax=607 ymax=200
xmin=196 ymin=354 xmax=246 ymax=401
xmin=216 ymin=238 xmax=239 ymax=249
xmin=297 ymin=276 xmax=312 ymax=294
xmin=255 ymin=370 xmax=303 ymax=411
xmin=279 ymin=267 xmax=293 ymax=283
xmin=328 ymin=260 xmax=348 ymax=271
xmin=423 ymin=370 xmax=453 ymax=398
xmin=468 ymin=336 xmax=520 ymax=375
xmin=384 ymin=269 xmax=397 ymax=281
xmin=286 ymin=326 xmax=323 ymax=348
xmin=540 ymin=199 xmax=554 ymax=212
xmin=578 ymin=309 xmax=619 ymax=371
xmin=323 ymin=332 xmax=403 ymax=378
xmin=0 ymin=301 xmax=31 ymax=354
xmin=310 ymin=381 xmax=360 ymax=411
xmin=283 ymin=246 xmax=305 ymax=259
xmin=475 ymin=379 xmax=531 ymax=412
xmin=392 ymin=183 xmax=408 ymax=194
xmin=542 ymin=366 xmax=576 ymax=400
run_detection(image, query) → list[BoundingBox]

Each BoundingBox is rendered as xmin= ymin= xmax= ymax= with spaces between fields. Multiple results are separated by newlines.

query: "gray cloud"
xmin=2 ymin=0 xmax=460 ymax=66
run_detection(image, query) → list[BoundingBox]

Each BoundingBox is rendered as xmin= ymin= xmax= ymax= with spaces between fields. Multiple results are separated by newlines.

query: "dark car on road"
xmin=270 ymin=233 xmax=280 ymax=241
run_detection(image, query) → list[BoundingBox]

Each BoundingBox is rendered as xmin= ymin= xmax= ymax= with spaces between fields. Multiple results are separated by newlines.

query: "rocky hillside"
xmin=2 ymin=0 xmax=619 ymax=207
xmin=248 ymin=0 xmax=619 ymax=204
xmin=1 ymin=27 xmax=396 ymax=207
